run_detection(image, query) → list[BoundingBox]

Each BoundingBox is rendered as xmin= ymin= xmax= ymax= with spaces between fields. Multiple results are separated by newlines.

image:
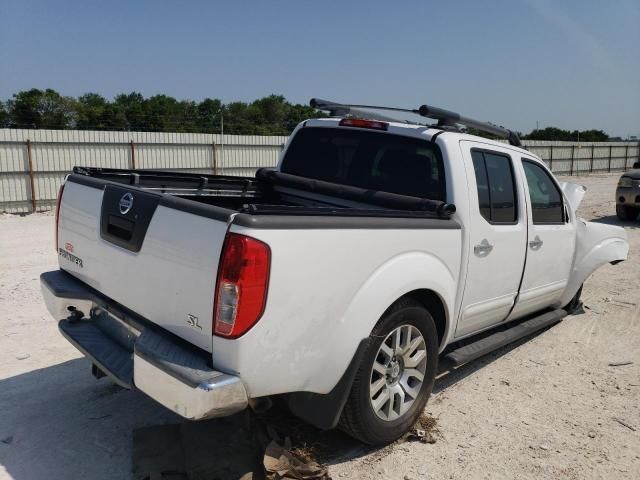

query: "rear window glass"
xmin=280 ymin=127 xmax=445 ymax=201
xmin=471 ymin=150 xmax=517 ymax=224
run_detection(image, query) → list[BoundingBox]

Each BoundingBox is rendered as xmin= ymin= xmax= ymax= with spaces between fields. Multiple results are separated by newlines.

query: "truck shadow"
xmin=591 ymin=215 xmax=640 ymax=229
xmin=0 ymin=358 xmax=179 ymax=480
xmin=0 ymin=323 xmax=560 ymax=479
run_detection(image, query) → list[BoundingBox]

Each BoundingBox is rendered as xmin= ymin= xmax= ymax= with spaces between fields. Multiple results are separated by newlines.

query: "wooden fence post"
xmin=212 ymin=141 xmax=218 ymax=175
xmin=26 ymin=139 xmax=37 ymax=213
xmin=624 ymin=144 xmax=629 ymax=169
xmin=130 ymin=140 xmax=136 ymax=169
xmin=570 ymin=145 xmax=575 ymax=175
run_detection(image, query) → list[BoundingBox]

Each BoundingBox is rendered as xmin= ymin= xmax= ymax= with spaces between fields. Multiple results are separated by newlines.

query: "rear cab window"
xmin=281 ymin=127 xmax=446 ymax=201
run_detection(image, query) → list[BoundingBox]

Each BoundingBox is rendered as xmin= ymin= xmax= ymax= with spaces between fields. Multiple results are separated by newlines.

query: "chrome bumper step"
xmin=59 ymin=319 xmax=134 ymax=388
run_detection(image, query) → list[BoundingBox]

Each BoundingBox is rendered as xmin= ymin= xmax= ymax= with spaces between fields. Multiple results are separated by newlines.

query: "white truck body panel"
xmin=455 ymin=140 xmax=528 ymax=336
xmin=58 ymin=181 xmax=228 ymax=352
xmin=558 ymin=219 xmax=629 ymax=306
xmin=510 ymin=154 xmax=577 ymax=318
xmin=559 ymin=182 xmax=587 ymax=213
xmin=211 ymin=226 xmax=461 ymax=397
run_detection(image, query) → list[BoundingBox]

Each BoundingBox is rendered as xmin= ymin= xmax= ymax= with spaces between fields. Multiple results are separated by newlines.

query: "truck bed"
xmin=72 ymin=167 xmax=456 ymax=219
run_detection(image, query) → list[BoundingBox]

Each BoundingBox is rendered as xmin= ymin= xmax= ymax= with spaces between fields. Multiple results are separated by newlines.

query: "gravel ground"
xmin=1 ymin=173 xmax=638 ymax=479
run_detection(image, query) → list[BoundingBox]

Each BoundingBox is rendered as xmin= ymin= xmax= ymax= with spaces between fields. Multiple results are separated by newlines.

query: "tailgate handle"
xmin=100 ymin=186 xmax=160 ymax=252
xmin=106 ymin=215 xmax=135 ymax=241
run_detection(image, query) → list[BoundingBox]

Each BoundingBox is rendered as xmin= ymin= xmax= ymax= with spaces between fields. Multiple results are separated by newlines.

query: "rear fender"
xmin=339 ymin=251 xmax=457 ymax=353
xmin=559 ymin=220 xmax=629 ymax=306
xmin=286 ymin=253 xmax=456 ymax=430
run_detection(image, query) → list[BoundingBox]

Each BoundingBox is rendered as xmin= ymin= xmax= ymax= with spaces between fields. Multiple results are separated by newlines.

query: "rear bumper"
xmin=41 ymin=270 xmax=248 ymax=420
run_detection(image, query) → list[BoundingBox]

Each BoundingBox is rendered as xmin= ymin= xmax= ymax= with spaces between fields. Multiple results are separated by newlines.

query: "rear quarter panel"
xmin=211 ymin=225 xmax=462 ymax=398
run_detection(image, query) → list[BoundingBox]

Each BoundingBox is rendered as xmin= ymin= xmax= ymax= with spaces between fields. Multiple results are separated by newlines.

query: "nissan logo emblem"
xmin=119 ymin=193 xmax=134 ymax=215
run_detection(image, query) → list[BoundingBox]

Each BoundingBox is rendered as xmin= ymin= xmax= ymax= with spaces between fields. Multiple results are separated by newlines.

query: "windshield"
xmin=281 ymin=127 xmax=446 ymax=201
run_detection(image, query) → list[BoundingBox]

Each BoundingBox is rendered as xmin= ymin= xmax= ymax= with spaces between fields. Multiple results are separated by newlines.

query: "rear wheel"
xmin=339 ymin=298 xmax=438 ymax=444
xmin=616 ymin=204 xmax=639 ymax=221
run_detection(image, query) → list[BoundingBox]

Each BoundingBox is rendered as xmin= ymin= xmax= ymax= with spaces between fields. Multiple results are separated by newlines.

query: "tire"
xmin=563 ymin=284 xmax=583 ymax=313
xmin=339 ymin=297 xmax=439 ymax=445
xmin=616 ymin=204 xmax=639 ymax=221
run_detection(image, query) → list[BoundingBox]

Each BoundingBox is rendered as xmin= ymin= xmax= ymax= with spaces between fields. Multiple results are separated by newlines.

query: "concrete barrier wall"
xmin=0 ymin=128 xmax=638 ymax=213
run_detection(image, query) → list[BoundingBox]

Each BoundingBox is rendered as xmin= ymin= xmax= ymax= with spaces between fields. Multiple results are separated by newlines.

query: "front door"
xmin=456 ymin=142 xmax=528 ymax=337
xmin=509 ymin=158 xmax=575 ymax=319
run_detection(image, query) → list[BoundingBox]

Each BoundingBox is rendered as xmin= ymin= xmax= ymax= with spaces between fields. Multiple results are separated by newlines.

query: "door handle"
xmin=529 ymin=235 xmax=544 ymax=250
xmin=474 ymin=239 xmax=494 ymax=257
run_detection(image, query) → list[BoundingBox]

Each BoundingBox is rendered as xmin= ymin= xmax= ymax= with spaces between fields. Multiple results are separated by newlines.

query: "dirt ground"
xmin=1 ymin=173 xmax=638 ymax=479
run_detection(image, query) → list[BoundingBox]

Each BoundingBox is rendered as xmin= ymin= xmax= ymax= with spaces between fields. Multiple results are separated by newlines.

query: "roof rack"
xmin=309 ymin=98 xmax=522 ymax=147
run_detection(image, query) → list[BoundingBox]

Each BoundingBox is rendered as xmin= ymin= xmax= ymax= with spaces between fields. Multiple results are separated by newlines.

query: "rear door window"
xmin=281 ymin=127 xmax=446 ymax=200
xmin=471 ymin=150 xmax=517 ymax=223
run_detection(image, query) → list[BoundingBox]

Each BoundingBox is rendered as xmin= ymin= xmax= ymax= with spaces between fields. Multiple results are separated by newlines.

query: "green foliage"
xmin=0 ymin=101 xmax=8 ymax=127
xmin=1 ymin=89 xmax=614 ymax=140
xmin=76 ymin=93 xmax=124 ymax=130
xmin=524 ymin=127 xmax=609 ymax=142
xmin=2 ymin=89 xmax=324 ymax=135
xmin=6 ymin=88 xmax=76 ymax=129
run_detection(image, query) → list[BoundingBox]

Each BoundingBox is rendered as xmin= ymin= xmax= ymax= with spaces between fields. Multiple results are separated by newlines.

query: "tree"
xmin=7 ymin=88 xmax=75 ymax=129
xmin=113 ymin=92 xmax=147 ymax=131
xmin=223 ymin=101 xmax=253 ymax=135
xmin=576 ymin=129 xmax=608 ymax=142
xmin=524 ymin=126 xmax=610 ymax=141
xmin=0 ymin=101 xmax=8 ymax=127
xmin=525 ymin=127 xmax=571 ymax=141
xmin=75 ymin=93 xmax=125 ymax=130
xmin=196 ymin=98 xmax=223 ymax=133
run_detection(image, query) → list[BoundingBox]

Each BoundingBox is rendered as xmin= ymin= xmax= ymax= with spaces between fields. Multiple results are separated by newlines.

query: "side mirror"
xmin=633 ymin=161 xmax=640 ymax=169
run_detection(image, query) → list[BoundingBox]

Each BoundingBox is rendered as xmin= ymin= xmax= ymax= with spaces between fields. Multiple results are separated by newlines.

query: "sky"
xmin=0 ymin=0 xmax=638 ymax=137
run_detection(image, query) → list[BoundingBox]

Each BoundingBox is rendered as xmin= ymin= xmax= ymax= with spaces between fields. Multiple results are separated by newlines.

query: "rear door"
xmin=508 ymin=158 xmax=575 ymax=318
xmin=456 ymin=142 xmax=528 ymax=337
xmin=57 ymin=178 xmax=230 ymax=352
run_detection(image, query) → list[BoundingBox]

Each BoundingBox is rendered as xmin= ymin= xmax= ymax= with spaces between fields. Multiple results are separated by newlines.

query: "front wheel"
xmin=339 ymin=298 xmax=439 ymax=444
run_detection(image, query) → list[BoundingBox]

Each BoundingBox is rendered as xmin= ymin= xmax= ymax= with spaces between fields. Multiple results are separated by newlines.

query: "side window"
xmin=471 ymin=150 xmax=517 ymax=224
xmin=522 ymin=160 xmax=565 ymax=224
xmin=471 ymin=151 xmax=491 ymax=220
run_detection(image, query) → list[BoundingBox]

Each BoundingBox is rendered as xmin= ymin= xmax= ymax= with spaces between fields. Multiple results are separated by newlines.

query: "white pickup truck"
xmin=41 ymin=99 xmax=629 ymax=444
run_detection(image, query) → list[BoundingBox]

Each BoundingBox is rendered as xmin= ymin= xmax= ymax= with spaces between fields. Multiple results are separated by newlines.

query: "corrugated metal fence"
xmin=0 ymin=128 xmax=638 ymax=213
xmin=0 ymin=129 xmax=287 ymax=213
xmin=523 ymin=140 xmax=639 ymax=176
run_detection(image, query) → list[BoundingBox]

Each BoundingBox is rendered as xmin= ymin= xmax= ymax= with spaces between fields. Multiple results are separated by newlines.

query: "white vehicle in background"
xmin=41 ymin=99 xmax=628 ymax=444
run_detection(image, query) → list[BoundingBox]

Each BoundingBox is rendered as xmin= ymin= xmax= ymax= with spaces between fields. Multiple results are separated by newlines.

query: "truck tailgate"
xmin=57 ymin=176 xmax=231 ymax=352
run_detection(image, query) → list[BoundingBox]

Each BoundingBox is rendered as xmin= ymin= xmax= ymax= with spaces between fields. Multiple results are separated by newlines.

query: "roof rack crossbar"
xmin=310 ymin=98 xmax=522 ymax=147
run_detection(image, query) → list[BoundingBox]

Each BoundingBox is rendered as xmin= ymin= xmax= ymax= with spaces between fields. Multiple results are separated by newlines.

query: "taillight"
xmin=55 ymin=183 xmax=65 ymax=251
xmin=214 ymin=233 xmax=271 ymax=338
xmin=339 ymin=118 xmax=388 ymax=131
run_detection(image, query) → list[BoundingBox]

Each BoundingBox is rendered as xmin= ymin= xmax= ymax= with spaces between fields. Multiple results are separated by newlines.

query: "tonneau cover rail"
xmin=256 ymin=168 xmax=456 ymax=217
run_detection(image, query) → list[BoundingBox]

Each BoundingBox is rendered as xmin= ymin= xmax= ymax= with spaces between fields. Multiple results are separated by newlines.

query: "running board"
xmin=442 ymin=309 xmax=567 ymax=368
